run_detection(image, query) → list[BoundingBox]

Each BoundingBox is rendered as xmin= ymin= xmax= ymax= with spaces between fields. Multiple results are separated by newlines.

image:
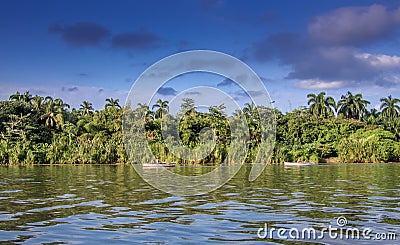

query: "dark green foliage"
xmin=337 ymin=128 xmax=400 ymax=163
xmin=0 ymin=93 xmax=125 ymax=164
xmin=0 ymin=91 xmax=399 ymax=164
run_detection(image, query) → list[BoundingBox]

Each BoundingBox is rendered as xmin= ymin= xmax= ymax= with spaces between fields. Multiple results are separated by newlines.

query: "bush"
xmin=337 ymin=128 xmax=399 ymax=163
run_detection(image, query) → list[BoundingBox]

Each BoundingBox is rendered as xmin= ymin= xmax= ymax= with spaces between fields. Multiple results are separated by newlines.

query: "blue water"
xmin=0 ymin=164 xmax=399 ymax=244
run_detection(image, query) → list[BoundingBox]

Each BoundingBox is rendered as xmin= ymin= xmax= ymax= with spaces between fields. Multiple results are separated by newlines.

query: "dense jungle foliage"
xmin=0 ymin=91 xmax=399 ymax=164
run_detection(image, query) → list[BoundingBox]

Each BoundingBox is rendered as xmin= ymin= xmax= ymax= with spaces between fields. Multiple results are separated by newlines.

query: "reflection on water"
xmin=0 ymin=164 xmax=399 ymax=244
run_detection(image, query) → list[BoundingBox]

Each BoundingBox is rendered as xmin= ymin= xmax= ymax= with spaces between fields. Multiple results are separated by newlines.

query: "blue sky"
xmin=1 ymin=0 xmax=400 ymax=111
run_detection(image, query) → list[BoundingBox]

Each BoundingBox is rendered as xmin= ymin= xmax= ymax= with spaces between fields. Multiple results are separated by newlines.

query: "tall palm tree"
xmin=80 ymin=101 xmax=94 ymax=116
xmin=9 ymin=91 xmax=32 ymax=103
xmin=338 ymin=91 xmax=370 ymax=120
xmin=380 ymin=95 xmax=400 ymax=120
xmin=9 ymin=91 xmax=22 ymax=101
xmin=53 ymin=98 xmax=70 ymax=128
xmin=243 ymin=102 xmax=257 ymax=116
xmin=54 ymin=98 xmax=70 ymax=111
xmin=41 ymin=98 xmax=64 ymax=128
xmin=44 ymin=95 xmax=53 ymax=104
xmin=307 ymin=92 xmax=336 ymax=118
xmin=152 ymin=99 xmax=169 ymax=118
xmin=105 ymin=98 xmax=121 ymax=109
xmin=30 ymin=95 xmax=45 ymax=113
xmin=137 ymin=103 xmax=154 ymax=120
xmin=22 ymin=91 xmax=32 ymax=103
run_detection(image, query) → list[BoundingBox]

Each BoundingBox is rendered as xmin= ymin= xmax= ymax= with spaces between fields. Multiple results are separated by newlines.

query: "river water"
xmin=0 ymin=164 xmax=399 ymax=244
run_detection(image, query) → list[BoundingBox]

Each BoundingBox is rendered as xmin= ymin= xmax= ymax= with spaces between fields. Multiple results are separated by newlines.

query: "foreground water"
xmin=0 ymin=164 xmax=399 ymax=244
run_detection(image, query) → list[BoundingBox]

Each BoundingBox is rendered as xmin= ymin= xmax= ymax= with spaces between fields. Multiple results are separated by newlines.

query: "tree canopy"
xmin=0 ymin=91 xmax=399 ymax=164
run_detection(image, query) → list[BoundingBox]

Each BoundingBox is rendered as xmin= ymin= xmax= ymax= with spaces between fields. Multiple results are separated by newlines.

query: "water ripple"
xmin=0 ymin=164 xmax=399 ymax=244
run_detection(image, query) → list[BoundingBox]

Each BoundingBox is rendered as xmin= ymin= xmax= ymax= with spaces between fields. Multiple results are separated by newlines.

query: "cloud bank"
xmin=251 ymin=4 xmax=400 ymax=89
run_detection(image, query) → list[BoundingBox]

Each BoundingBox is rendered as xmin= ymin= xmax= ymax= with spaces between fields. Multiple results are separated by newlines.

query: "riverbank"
xmin=2 ymin=161 xmax=400 ymax=166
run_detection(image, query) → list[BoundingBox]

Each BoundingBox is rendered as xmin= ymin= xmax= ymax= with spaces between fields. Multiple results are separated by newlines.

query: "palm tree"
xmin=9 ymin=91 xmax=32 ymax=103
xmin=30 ymin=95 xmax=45 ymax=122
xmin=54 ymin=98 xmax=70 ymax=128
xmin=30 ymin=95 xmax=45 ymax=113
xmin=307 ymin=92 xmax=336 ymax=117
xmin=137 ymin=103 xmax=154 ymax=121
xmin=338 ymin=91 xmax=370 ymax=120
xmin=9 ymin=91 xmax=22 ymax=101
xmin=44 ymin=96 xmax=53 ymax=103
xmin=54 ymin=98 xmax=70 ymax=111
xmin=380 ymin=95 xmax=400 ymax=120
xmin=105 ymin=98 xmax=121 ymax=109
xmin=80 ymin=101 xmax=94 ymax=116
xmin=42 ymin=98 xmax=64 ymax=128
xmin=152 ymin=99 xmax=169 ymax=118
xmin=243 ymin=102 xmax=257 ymax=116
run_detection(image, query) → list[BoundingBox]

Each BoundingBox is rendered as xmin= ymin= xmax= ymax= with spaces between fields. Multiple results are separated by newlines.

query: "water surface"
xmin=0 ymin=164 xmax=399 ymax=244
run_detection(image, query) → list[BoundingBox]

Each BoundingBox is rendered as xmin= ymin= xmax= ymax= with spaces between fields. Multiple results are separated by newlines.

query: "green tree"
xmin=180 ymin=98 xmax=196 ymax=115
xmin=364 ymin=108 xmax=381 ymax=125
xmin=338 ymin=91 xmax=370 ymax=120
xmin=54 ymin=98 xmax=70 ymax=111
xmin=380 ymin=95 xmax=400 ymax=120
xmin=30 ymin=95 xmax=45 ymax=120
xmin=137 ymin=103 xmax=154 ymax=121
xmin=9 ymin=91 xmax=32 ymax=103
xmin=1 ymin=90 xmax=399 ymax=165
xmin=80 ymin=101 xmax=94 ymax=116
xmin=243 ymin=102 xmax=256 ymax=116
xmin=105 ymin=98 xmax=121 ymax=109
xmin=152 ymin=99 xmax=169 ymax=118
xmin=41 ymin=97 xmax=66 ymax=128
xmin=307 ymin=92 xmax=336 ymax=118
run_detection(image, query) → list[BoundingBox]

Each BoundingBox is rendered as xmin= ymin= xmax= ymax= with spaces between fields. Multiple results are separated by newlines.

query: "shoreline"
xmin=1 ymin=162 xmax=400 ymax=166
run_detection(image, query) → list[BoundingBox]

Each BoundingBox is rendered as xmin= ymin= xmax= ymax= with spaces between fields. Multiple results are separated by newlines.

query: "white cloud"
xmin=355 ymin=53 xmax=400 ymax=68
xmin=295 ymin=79 xmax=347 ymax=89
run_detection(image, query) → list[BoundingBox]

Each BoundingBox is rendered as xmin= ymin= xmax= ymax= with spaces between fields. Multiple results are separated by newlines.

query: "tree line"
xmin=0 ymin=91 xmax=399 ymax=164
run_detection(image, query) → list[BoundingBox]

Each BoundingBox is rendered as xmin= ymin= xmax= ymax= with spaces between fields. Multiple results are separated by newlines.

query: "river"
xmin=0 ymin=164 xmax=399 ymax=244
